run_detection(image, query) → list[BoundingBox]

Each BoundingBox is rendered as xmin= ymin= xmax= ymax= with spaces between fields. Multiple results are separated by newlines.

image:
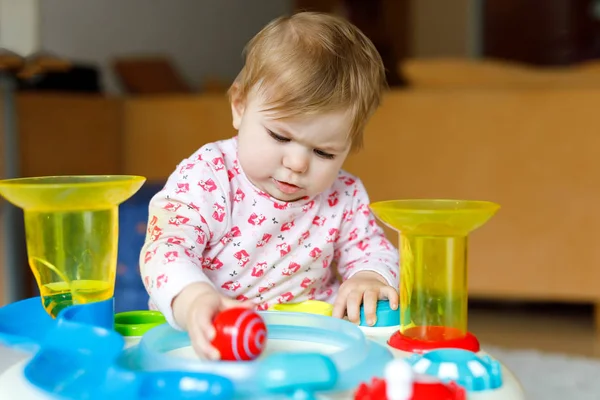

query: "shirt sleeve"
xmin=139 ymin=157 xmax=230 ymax=329
xmin=334 ymin=178 xmax=400 ymax=288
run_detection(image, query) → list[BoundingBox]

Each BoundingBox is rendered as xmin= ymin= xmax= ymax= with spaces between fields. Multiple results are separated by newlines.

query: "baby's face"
xmin=233 ymin=91 xmax=352 ymax=202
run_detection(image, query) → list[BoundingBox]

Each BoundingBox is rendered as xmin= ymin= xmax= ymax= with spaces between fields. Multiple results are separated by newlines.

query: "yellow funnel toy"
xmin=0 ymin=175 xmax=145 ymax=317
xmin=369 ymin=199 xmax=499 ymax=343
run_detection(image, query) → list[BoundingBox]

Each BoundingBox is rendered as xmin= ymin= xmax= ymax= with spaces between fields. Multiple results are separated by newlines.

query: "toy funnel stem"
xmin=369 ymin=200 xmax=499 ymax=341
xmin=0 ymin=175 xmax=145 ymax=318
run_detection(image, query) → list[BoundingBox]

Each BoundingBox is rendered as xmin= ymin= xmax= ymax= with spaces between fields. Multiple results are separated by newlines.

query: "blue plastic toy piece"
xmin=0 ymin=297 xmax=56 ymax=352
xmin=128 ymin=310 xmax=393 ymax=396
xmin=359 ymin=300 xmax=400 ymax=327
xmin=0 ymin=297 xmax=393 ymax=399
xmin=406 ymin=348 xmax=503 ymax=392
xmin=58 ymin=297 xmax=115 ymax=330
xmin=257 ymin=353 xmax=337 ymax=399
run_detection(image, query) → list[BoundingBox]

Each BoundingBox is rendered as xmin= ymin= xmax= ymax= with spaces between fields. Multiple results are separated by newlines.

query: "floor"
xmin=468 ymin=299 xmax=599 ymax=358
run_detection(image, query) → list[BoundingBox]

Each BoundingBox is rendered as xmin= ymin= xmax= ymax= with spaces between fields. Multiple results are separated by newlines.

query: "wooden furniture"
xmin=483 ymin=0 xmax=600 ymax=65
xmin=8 ymin=59 xmax=600 ymax=337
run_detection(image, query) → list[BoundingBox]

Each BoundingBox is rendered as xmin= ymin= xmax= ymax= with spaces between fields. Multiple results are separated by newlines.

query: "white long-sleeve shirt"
xmin=139 ymin=137 xmax=399 ymax=327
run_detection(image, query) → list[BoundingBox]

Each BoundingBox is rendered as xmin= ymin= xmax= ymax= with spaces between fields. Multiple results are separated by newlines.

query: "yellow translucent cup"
xmin=369 ymin=199 xmax=500 ymax=341
xmin=0 ymin=175 xmax=145 ymax=318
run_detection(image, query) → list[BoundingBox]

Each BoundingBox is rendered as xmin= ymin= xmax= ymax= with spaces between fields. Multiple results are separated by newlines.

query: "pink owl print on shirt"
xmin=144 ymin=248 xmax=158 ymax=263
xmin=277 ymin=292 xmax=294 ymax=303
xmin=167 ymin=236 xmax=185 ymax=246
xmin=212 ymin=203 xmax=226 ymax=222
xmin=184 ymin=248 xmax=195 ymax=259
xmin=312 ymin=216 xmax=326 ymax=226
xmin=221 ymin=280 xmax=241 ymax=292
xmin=276 ymin=243 xmax=291 ymax=257
xmin=258 ymin=281 xmax=275 ymax=293
xmin=300 ymin=277 xmax=314 ymax=288
xmin=175 ymin=182 xmax=189 ymax=194
xmin=156 ymin=274 xmax=168 ymax=288
xmin=194 ymin=226 xmax=207 ymax=245
xmin=164 ymin=251 xmax=178 ymax=263
xmin=169 ymin=215 xmax=189 ymax=226
xmin=309 ymin=247 xmax=322 ymax=260
xmin=187 ymin=202 xmax=201 ymax=213
xmin=252 ymin=262 xmax=268 ymax=277
xmin=149 ymin=226 xmax=163 ymax=242
xmin=179 ymin=162 xmax=195 ymax=174
xmin=163 ymin=202 xmax=181 ymax=212
xmin=233 ymin=188 xmax=245 ymax=203
xmin=298 ymin=231 xmax=310 ymax=245
xmin=198 ymin=178 xmax=218 ymax=192
xmin=282 ymin=262 xmax=301 ymax=276
xmin=281 ymin=220 xmax=295 ymax=231
xmin=221 ymin=226 xmax=242 ymax=245
xmin=357 ymin=204 xmax=370 ymax=217
xmin=326 ymin=228 xmax=340 ymax=243
xmin=248 ymin=213 xmax=267 ymax=226
xmin=256 ymin=233 xmax=272 ymax=248
xmin=342 ymin=209 xmax=354 ymax=222
xmin=212 ymin=157 xmax=225 ymax=171
xmin=328 ymin=191 xmax=339 ymax=207
xmin=234 ymin=250 xmax=250 ymax=267
xmin=202 ymin=257 xmax=223 ymax=271
xmin=228 ymin=160 xmax=241 ymax=181
xmin=302 ymin=200 xmax=315 ymax=213
xmin=339 ymin=175 xmax=355 ymax=186
xmin=357 ymin=239 xmax=369 ymax=252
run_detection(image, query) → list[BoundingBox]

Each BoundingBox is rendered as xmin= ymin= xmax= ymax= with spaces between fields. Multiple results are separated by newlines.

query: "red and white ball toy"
xmin=211 ymin=307 xmax=267 ymax=361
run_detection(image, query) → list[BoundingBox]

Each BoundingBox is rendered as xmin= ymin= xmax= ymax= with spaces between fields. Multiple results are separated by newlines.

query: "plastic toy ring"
xmin=114 ymin=310 xmax=166 ymax=337
xmin=270 ymin=300 xmax=333 ymax=316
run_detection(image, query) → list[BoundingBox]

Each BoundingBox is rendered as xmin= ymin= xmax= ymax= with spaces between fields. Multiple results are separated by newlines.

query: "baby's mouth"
xmin=273 ymin=179 xmax=301 ymax=194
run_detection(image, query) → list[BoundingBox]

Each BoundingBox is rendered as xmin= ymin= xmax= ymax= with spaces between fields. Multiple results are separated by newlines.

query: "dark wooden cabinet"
xmin=483 ymin=0 xmax=600 ymax=65
xmin=295 ymin=0 xmax=410 ymax=86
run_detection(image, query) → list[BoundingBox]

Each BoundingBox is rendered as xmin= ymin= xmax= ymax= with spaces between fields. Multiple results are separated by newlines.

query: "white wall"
xmin=39 ymin=0 xmax=293 ymax=94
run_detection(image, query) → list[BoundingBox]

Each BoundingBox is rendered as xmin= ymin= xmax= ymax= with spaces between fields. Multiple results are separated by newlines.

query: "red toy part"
xmin=388 ymin=327 xmax=480 ymax=353
xmin=354 ymin=377 xmax=467 ymax=400
xmin=210 ymin=307 xmax=267 ymax=361
xmin=412 ymin=380 xmax=467 ymax=400
xmin=355 ymin=378 xmax=386 ymax=400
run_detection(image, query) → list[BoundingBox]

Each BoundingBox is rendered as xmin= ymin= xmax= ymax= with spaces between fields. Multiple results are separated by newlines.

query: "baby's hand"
xmin=172 ymin=282 xmax=253 ymax=360
xmin=332 ymin=271 xmax=398 ymax=326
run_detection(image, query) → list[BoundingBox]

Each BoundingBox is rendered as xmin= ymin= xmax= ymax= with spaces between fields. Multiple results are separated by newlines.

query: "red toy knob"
xmin=210 ymin=307 xmax=267 ymax=361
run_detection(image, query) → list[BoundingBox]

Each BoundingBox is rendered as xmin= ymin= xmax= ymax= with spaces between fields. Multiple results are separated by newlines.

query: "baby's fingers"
xmin=332 ymin=290 xmax=349 ymax=320
xmin=362 ymin=289 xmax=379 ymax=326
xmin=189 ymin=301 xmax=221 ymax=360
xmin=222 ymin=297 xmax=255 ymax=310
xmin=380 ymin=286 xmax=399 ymax=310
xmin=345 ymin=289 xmax=364 ymax=324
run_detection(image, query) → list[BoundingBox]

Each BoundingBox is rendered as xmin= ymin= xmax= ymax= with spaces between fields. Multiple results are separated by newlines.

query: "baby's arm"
xmin=335 ymin=179 xmax=399 ymax=287
xmin=333 ymin=178 xmax=400 ymax=323
xmin=139 ymin=158 xmax=229 ymax=330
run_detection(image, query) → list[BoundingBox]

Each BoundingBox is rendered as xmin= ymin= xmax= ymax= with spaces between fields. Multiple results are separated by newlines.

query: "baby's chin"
xmin=271 ymin=191 xmax=310 ymax=203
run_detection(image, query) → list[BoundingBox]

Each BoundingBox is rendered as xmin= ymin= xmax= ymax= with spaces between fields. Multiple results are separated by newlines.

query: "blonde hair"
xmin=229 ymin=11 xmax=387 ymax=151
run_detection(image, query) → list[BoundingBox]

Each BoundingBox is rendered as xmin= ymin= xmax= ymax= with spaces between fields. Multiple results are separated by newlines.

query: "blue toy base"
xmin=0 ymin=297 xmax=393 ymax=399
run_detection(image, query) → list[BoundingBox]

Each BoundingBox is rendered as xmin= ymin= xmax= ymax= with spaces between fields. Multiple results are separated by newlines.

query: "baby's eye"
xmin=314 ymin=149 xmax=335 ymax=159
xmin=268 ymin=130 xmax=290 ymax=142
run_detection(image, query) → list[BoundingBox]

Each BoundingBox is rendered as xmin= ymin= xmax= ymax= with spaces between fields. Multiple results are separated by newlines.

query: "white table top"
xmin=0 ymin=345 xmax=29 ymax=374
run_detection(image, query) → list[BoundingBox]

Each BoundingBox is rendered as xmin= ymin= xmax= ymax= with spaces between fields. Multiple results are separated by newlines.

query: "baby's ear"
xmin=229 ymin=83 xmax=245 ymax=130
